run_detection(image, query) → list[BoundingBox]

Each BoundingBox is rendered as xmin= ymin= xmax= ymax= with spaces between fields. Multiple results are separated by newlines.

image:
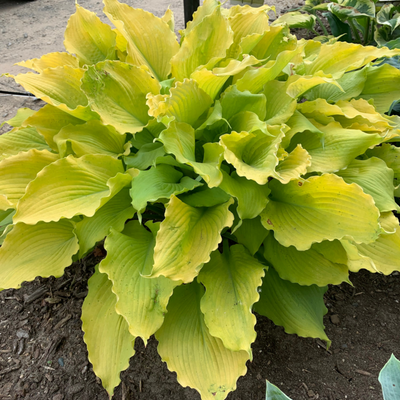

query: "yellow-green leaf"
xmin=82 ymin=266 xmax=134 ymax=397
xmin=337 ymin=157 xmax=399 ymax=212
xmin=0 ymin=127 xmax=52 ymax=161
xmin=81 ymin=61 xmax=160 ymax=134
xmin=275 ymin=145 xmax=311 ymax=184
xmin=149 ymin=195 xmax=234 ymax=283
xmin=75 ymin=188 xmax=135 ymax=258
xmin=103 ymin=0 xmax=179 ymax=81
xmin=14 ymin=155 xmax=132 ymax=225
xmin=0 ymin=220 xmax=79 ymax=290
xmin=290 ymin=120 xmax=383 ymax=173
xmin=16 ymin=52 xmax=79 ymax=72
xmin=219 ymin=127 xmax=285 ymax=185
xmin=54 ymin=120 xmax=130 ymax=158
xmin=264 ymin=232 xmax=349 ymax=286
xmin=130 ymin=165 xmax=202 ymax=221
xmin=99 ymin=221 xmax=179 ymax=343
xmin=219 ymin=170 xmax=270 ymax=220
xmin=0 ymin=107 xmax=36 ymax=128
xmin=156 ymin=280 xmax=249 ymax=400
xmin=64 ymin=4 xmax=117 ymax=66
xmin=260 ymin=174 xmax=381 ymax=251
xmin=198 ymin=244 xmax=265 ymax=354
xmin=254 ymin=267 xmax=330 ymax=346
xmin=233 ymin=217 xmax=269 ymax=255
xmin=159 ymin=121 xmax=224 ymax=187
xmin=0 ymin=149 xmax=58 ymax=206
xmin=13 ymin=66 xmax=97 ymax=121
xmin=171 ymin=6 xmax=234 ymax=81
xmin=22 ymin=104 xmax=85 ymax=150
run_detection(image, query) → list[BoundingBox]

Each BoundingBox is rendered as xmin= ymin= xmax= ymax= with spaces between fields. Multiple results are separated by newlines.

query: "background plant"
xmin=1 ymin=1 xmax=400 ymax=399
xmin=278 ymin=0 xmax=400 ymax=47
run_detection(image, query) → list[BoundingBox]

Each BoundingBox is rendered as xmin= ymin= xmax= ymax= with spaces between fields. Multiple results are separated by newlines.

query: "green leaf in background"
xmin=254 ymin=266 xmax=331 ymax=346
xmin=156 ymin=280 xmax=249 ymax=400
xmin=328 ymin=0 xmax=375 ymax=21
xmin=379 ymin=354 xmax=400 ymax=400
xmin=324 ymin=11 xmax=353 ymax=42
xmin=82 ymin=266 xmax=135 ymax=397
xmin=266 ymin=381 xmax=293 ymax=400
xmin=233 ymin=217 xmax=269 ymax=255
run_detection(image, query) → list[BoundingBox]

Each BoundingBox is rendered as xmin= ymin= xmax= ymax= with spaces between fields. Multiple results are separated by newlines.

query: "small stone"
xmin=341 ymin=343 xmax=348 ymax=349
xmin=57 ymin=357 xmax=64 ymax=367
xmin=42 ymin=34 xmax=47 ymax=37
xmin=45 ymin=374 xmax=53 ymax=382
xmin=7 ymin=42 xmax=12 ymax=47
xmin=52 ymin=394 xmax=63 ymax=400
xmin=68 ymin=384 xmax=84 ymax=395
xmin=307 ymin=390 xmax=315 ymax=398
xmin=330 ymin=314 xmax=340 ymax=325
xmin=23 ymin=33 xmax=28 ymax=38
xmin=81 ymin=365 xmax=88 ymax=374
xmin=3 ymin=112 xmax=9 ymax=118
xmin=16 ymin=329 xmax=29 ymax=339
xmin=1 ymin=29 xmax=6 ymax=34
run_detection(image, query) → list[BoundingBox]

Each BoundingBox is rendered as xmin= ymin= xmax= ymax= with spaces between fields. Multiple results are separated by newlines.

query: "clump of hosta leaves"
xmin=1 ymin=0 xmax=400 ymax=399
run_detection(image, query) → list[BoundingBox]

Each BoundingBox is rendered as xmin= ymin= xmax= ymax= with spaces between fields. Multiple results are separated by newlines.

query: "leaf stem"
xmin=315 ymin=14 xmax=329 ymax=36
xmin=348 ymin=18 xmax=362 ymax=44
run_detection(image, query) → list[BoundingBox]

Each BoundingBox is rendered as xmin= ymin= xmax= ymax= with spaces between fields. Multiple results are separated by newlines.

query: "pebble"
xmin=7 ymin=42 xmax=12 ymax=47
xmin=52 ymin=394 xmax=63 ymax=400
xmin=68 ymin=384 xmax=84 ymax=395
xmin=3 ymin=112 xmax=9 ymax=118
xmin=307 ymin=390 xmax=315 ymax=398
xmin=57 ymin=357 xmax=64 ymax=367
xmin=23 ymin=33 xmax=28 ymax=38
xmin=330 ymin=314 xmax=340 ymax=325
xmin=45 ymin=373 xmax=53 ymax=382
xmin=16 ymin=329 xmax=29 ymax=339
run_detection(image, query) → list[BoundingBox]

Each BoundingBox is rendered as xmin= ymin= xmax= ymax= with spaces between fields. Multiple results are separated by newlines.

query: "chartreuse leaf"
xmin=226 ymin=5 xmax=271 ymax=58
xmin=337 ymin=158 xmax=399 ymax=212
xmin=346 ymin=213 xmax=400 ymax=275
xmin=82 ymin=266 xmax=134 ymax=397
xmin=0 ymin=127 xmax=52 ymax=161
xmin=275 ymin=145 xmax=311 ymax=184
xmin=367 ymin=144 xmax=400 ymax=190
xmin=358 ymin=64 xmax=400 ymax=114
xmin=220 ymin=126 xmax=284 ymax=185
xmin=179 ymin=187 xmax=231 ymax=208
xmin=53 ymin=120 xmax=130 ymax=158
xmin=220 ymin=85 xmax=266 ymax=121
xmin=14 ymin=155 xmax=132 ymax=225
xmin=260 ymin=174 xmax=381 ymax=251
xmin=124 ymin=142 xmax=166 ymax=170
xmin=0 ymin=149 xmax=58 ymax=206
xmin=156 ymin=280 xmax=249 ymax=400
xmin=171 ymin=6 xmax=234 ymax=81
xmin=264 ymin=232 xmax=349 ymax=286
xmin=161 ymin=8 xmax=174 ymax=31
xmin=303 ymin=41 xmax=400 ymax=79
xmin=182 ymin=0 xmax=219 ymax=38
xmin=198 ymin=244 xmax=265 ymax=354
xmin=190 ymin=68 xmax=230 ymax=100
xmin=0 ymin=108 xmax=36 ymax=128
xmin=266 ymin=381 xmax=292 ymax=400
xmin=379 ymin=354 xmax=400 ymax=400
xmin=149 ymin=195 xmax=234 ymax=283
xmin=0 ymin=220 xmax=79 ymax=290
xmin=16 ymin=52 xmax=79 ymax=72
xmin=13 ymin=66 xmax=97 ymax=121
xmin=304 ymin=67 xmax=368 ymax=102
xmin=159 ymin=121 xmax=224 ymax=187
xmin=254 ymin=267 xmax=330 ymax=346
xmin=219 ymin=171 xmax=270 ymax=220
xmin=22 ymin=104 xmax=85 ymax=150
xmin=103 ymin=0 xmax=179 ymax=81
xmin=290 ymin=120 xmax=383 ymax=173
xmin=130 ymin=165 xmax=202 ymax=221
xmin=0 ymin=196 xmax=13 ymax=212
xmin=81 ymin=61 xmax=160 ymax=134
xmin=99 ymin=221 xmax=178 ymax=344
xmin=228 ymin=111 xmax=269 ymax=135
xmin=233 ymin=217 xmax=269 ymax=255
xmin=273 ymin=12 xmax=317 ymax=30
xmin=64 ymin=4 xmax=117 ymax=66
xmin=75 ymin=188 xmax=135 ymax=258
xmin=148 ymin=79 xmax=213 ymax=126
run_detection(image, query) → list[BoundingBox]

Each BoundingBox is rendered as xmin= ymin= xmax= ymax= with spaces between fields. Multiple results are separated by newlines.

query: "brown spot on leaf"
xmin=298 ymin=181 xmax=303 ymax=186
xmin=267 ymin=219 xmax=273 ymax=226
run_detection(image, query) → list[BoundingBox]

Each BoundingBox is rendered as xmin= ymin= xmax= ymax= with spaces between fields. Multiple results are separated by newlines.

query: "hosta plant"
xmin=1 ymin=0 xmax=400 ymax=399
xmin=280 ymin=0 xmax=400 ymax=47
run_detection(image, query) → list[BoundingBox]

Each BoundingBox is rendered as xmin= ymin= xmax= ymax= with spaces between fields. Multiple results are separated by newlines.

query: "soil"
xmin=0 ymin=1 xmax=399 ymax=400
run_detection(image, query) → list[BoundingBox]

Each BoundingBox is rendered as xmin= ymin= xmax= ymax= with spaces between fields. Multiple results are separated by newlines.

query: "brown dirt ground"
xmin=0 ymin=1 xmax=399 ymax=400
